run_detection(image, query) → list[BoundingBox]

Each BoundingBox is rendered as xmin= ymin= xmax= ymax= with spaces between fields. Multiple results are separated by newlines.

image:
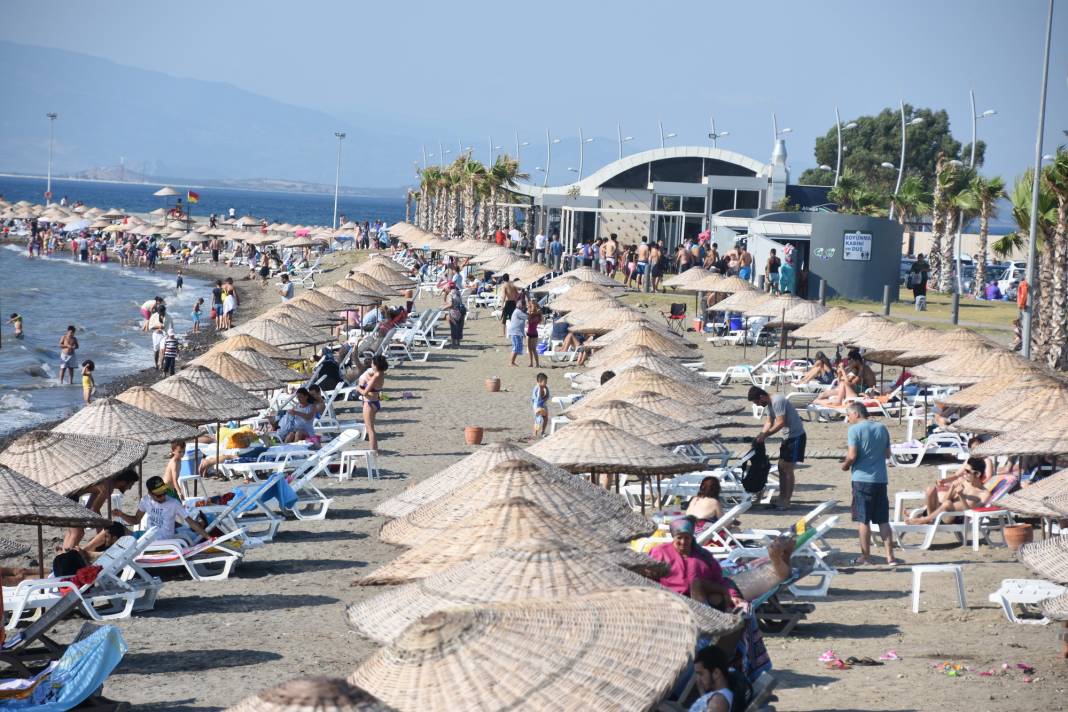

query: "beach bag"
xmin=740 ymin=440 xmax=770 ymax=494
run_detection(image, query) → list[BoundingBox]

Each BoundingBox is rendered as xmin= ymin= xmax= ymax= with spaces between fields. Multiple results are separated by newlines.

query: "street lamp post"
xmin=332 ymin=131 xmax=346 ymax=229
xmin=833 ymin=106 xmax=858 ymax=188
xmin=578 ymin=129 xmax=593 ymax=179
xmin=616 ymin=123 xmax=633 ymax=159
xmin=888 ymin=102 xmax=924 ymax=220
xmin=45 ymin=112 xmax=57 ymax=205
xmin=954 ymin=90 xmax=997 ymax=293
xmin=515 ymin=130 xmax=530 ymax=163
xmin=658 ymin=120 xmax=677 ymax=148
xmin=707 ymin=116 xmax=729 ymax=148
xmin=421 ymin=145 xmax=428 ymax=170
xmin=1022 ymin=0 xmax=1054 ymax=360
xmin=772 ymin=113 xmax=792 ymax=143
xmin=543 ymin=131 xmax=560 ymax=187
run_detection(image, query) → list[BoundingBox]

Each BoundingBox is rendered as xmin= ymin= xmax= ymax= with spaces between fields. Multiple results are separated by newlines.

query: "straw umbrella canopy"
xmin=152 ymin=376 xmax=257 ymax=422
xmin=374 ymin=442 xmax=562 ymax=519
xmin=988 ymin=470 xmax=1068 ymax=518
xmin=0 ymin=538 xmax=30 ymax=560
xmin=354 ymin=261 xmax=412 ymax=289
xmin=576 ymin=366 xmax=737 ymax=414
xmin=227 ymin=348 xmax=304 ymax=383
xmin=479 ymin=252 xmax=526 ymax=273
xmin=790 ymin=306 xmax=859 ymax=340
xmin=348 ymin=540 xmax=741 ymax=645
xmin=349 ymin=588 xmax=697 ymax=712
xmin=708 ymin=290 xmax=773 ymax=314
xmin=0 ymin=431 xmax=146 ymax=497
xmin=952 ymin=383 xmax=1068 ymax=434
xmin=586 ymin=322 xmax=696 ymax=356
xmin=317 ymin=283 xmax=382 ymax=307
xmin=228 ymin=317 xmax=326 ymax=347
xmin=689 ymin=274 xmax=757 ymax=294
xmin=512 ymin=262 xmax=553 ymax=288
xmin=767 ymin=300 xmax=828 ymax=328
xmin=532 ymin=275 xmax=580 ymax=295
xmin=1018 ymin=537 xmax=1068 ymax=584
xmin=540 ymin=266 xmax=620 ymax=291
xmin=208 ymin=333 xmax=295 ymax=360
xmin=116 ymin=386 xmax=215 ymax=424
xmin=972 ymin=414 xmax=1068 ymax=457
xmin=178 ymin=365 xmax=270 ymax=407
xmin=939 ymin=375 xmax=1057 ymax=410
xmin=378 ymin=460 xmax=655 ymax=547
xmin=226 ymin=678 xmax=395 ymax=712
xmin=266 ymin=301 xmax=343 ymax=328
xmin=564 ymin=401 xmax=717 ymax=446
xmin=894 ymin=327 xmax=993 ymax=365
xmin=743 ymin=294 xmax=804 ymax=319
xmin=547 ymin=282 xmax=617 ymax=312
xmin=340 ymin=274 xmax=403 ymax=298
xmin=568 ymin=306 xmax=649 ymax=335
xmin=0 ymin=465 xmax=110 ymax=577
xmin=470 ymin=245 xmax=515 ymax=265
xmin=821 ymin=313 xmax=890 ymax=345
xmin=848 ymin=320 xmax=918 ymax=351
xmin=624 ymin=390 xmax=734 ymax=430
xmin=910 ymin=345 xmax=1038 ymax=385
xmin=526 ymin=419 xmax=700 ymax=479
xmin=359 ymin=497 xmax=662 ymax=585
xmin=189 ymin=352 xmax=284 ymax=392
xmin=292 ymin=290 xmax=347 ymax=313
xmin=572 ymin=347 xmax=716 ymax=392
xmin=52 ymin=398 xmax=197 ymax=445
xmin=663 ymin=267 xmax=717 ymax=290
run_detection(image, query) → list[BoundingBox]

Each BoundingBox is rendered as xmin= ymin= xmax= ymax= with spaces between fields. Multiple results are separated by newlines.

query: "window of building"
xmin=736 ymin=190 xmax=760 ymax=209
xmin=711 ymin=189 xmax=735 ymax=213
xmin=682 ymin=196 xmax=706 ymax=214
xmin=600 ymin=163 xmax=650 ymax=189
xmin=703 ymin=158 xmax=757 ymax=178
xmin=656 ymin=195 xmax=681 ymax=212
xmin=650 ymin=158 xmax=704 ymax=183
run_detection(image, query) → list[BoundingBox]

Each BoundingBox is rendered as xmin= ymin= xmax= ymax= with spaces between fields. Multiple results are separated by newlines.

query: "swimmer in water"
xmin=7 ymin=313 xmax=24 ymax=339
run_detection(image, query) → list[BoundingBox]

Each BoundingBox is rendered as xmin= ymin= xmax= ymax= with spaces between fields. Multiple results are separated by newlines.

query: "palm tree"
xmin=404 ymin=188 xmax=414 ymax=224
xmin=444 ymin=157 xmax=465 ymax=237
xmin=955 ymin=174 xmax=1005 ymax=297
xmin=488 ymin=154 xmax=527 ymax=230
xmin=827 ymin=172 xmax=861 ymax=212
xmin=458 ymin=157 xmax=487 ymax=239
xmin=890 ymin=175 xmax=931 ymax=256
xmin=934 ymin=159 xmax=973 ymax=292
xmin=929 ymin=154 xmax=948 ymax=284
xmin=1042 ymin=147 xmax=1068 ymax=368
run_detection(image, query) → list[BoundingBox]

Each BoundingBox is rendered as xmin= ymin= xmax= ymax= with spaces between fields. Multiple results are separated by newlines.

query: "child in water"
xmin=176 ymin=268 xmax=184 ymax=292
xmin=531 ymin=372 xmax=550 ymax=438
xmin=81 ymin=360 xmax=96 ymax=404
xmin=6 ymin=313 xmax=24 ymax=339
xmin=191 ymin=298 xmax=203 ymax=334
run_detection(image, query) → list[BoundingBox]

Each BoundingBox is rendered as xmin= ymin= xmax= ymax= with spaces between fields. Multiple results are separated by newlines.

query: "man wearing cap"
xmin=116 ymin=476 xmax=213 ymax=543
xmin=841 ymin=402 xmax=899 ymax=566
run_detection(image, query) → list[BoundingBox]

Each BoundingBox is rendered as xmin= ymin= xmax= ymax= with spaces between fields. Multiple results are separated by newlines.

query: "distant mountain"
xmin=0 ymin=42 xmax=421 ymax=188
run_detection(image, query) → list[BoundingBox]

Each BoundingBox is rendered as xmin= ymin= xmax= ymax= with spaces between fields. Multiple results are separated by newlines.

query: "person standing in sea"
xmin=58 ymin=325 xmax=79 ymax=385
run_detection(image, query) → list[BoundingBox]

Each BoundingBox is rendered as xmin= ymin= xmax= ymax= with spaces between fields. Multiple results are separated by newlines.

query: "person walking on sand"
xmin=531 ymin=372 xmax=550 ymax=438
xmin=747 ymin=386 xmax=805 ymax=510
xmin=161 ymin=329 xmax=179 ymax=376
xmin=526 ymin=301 xmax=542 ymax=367
xmin=507 ymin=298 xmax=528 ymax=367
xmin=211 ymin=280 xmax=224 ymax=330
xmin=58 ymin=325 xmax=79 ymax=384
xmin=841 ymin=402 xmax=899 ymax=566
xmin=81 ymin=359 xmax=96 ymax=404
xmin=499 ymin=276 xmax=519 ymax=337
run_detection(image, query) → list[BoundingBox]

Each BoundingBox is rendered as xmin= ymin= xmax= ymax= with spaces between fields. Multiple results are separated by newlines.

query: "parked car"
xmin=997 ymin=261 xmax=1027 ymax=296
xmin=899 ymin=257 xmax=917 ymax=285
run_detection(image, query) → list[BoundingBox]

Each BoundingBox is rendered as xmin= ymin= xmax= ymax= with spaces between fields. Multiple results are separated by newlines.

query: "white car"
xmin=997 ymin=261 xmax=1027 ymax=295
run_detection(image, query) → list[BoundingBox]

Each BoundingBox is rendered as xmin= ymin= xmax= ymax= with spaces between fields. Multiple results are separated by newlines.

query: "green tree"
xmin=955 ymin=174 xmax=1005 ymax=297
xmin=890 ymin=175 xmax=931 ymax=256
xmin=797 ymin=105 xmax=982 ymax=194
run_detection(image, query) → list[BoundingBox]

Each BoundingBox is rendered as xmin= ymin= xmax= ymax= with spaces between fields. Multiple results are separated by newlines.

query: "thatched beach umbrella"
xmin=952 ymin=383 xmax=1068 ymax=434
xmin=479 ymin=253 xmax=527 ymax=274
xmin=349 ymin=588 xmax=697 ymax=712
xmin=540 ymin=266 xmax=620 ymax=291
xmin=152 ymin=377 xmax=257 ymax=422
xmin=821 ymin=313 xmax=890 ymax=345
xmin=53 ymin=398 xmax=197 ymax=445
xmin=577 ymin=366 xmax=736 ymax=414
xmin=228 ymin=317 xmax=326 ymax=347
xmin=939 ymin=375 xmax=1057 ymax=410
xmin=689 ymin=274 xmax=757 ymax=294
xmin=190 ymin=352 xmax=284 ymax=392
xmin=564 ymin=401 xmax=718 ymax=446
xmin=567 ymin=306 xmax=649 ymax=335
xmin=470 ymin=245 xmax=515 ymax=264
xmin=359 ymin=497 xmax=662 ymax=585
xmin=209 ymin=333 xmax=295 ymax=361
xmin=373 ymin=442 xmax=560 ymax=519
xmin=226 ymin=677 xmax=395 ymax=712
xmin=664 ymin=266 xmax=716 ymax=290
xmin=316 ymin=283 xmax=382 ymax=307
xmin=708 ymin=290 xmax=772 ymax=314
xmin=0 ymin=465 xmax=109 ymax=577
xmin=354 ymin=261 xmax=412 ymax=289
xmin=909 ymin=345 xmax=1037 ymax=385
xmin=268 ymin=301 xmax=344 ymax=328
xmin=0 ymin=431 xmax=146 ymax=498
xmin=512 ymin=261 xmax=553 ymax=288
xmin=571 ymin=346 xmax=715 ymax=392
xmin=378 ymin=460 xmax=654 ymax=547
xmin=894 ymin=327 xmax=993 ymax=365
xmin=972 ymin=415 xmax=1068 ymax=457
xmin=227 ymin=348 xmax=304 ymax=383
xmin=340 ymin=274 xmax=403 ymax=299
xmin=789 ymin=306 xmax=857 ymax=341
xmin=624 ymin=390 xmax=734 ymax=430
xmin=587 ymin=322 xmax=696 ymax=358
xmin=849 ymin=321 xmax=918 ymax=351
xmin=547 ymin=282 xmax=618 ymax=312
xmin=116 ymin=386 xmax=215 ymax=424
xmin=291 ymin=290 xmax=347 ymax=313
xmin=1018 ymin=537 xmax=1068 ymax=584
xmin=347 ymin=540 xmax=741 ymax=645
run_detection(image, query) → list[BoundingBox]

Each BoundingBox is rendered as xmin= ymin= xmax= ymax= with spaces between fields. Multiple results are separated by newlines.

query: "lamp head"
xmin=819 ymin=164 xmax=833 ymax=171
xmin=844 ymin=122 xmax=858 ymax=129
xmin=880 ymin=162 xmax=895 ymax=169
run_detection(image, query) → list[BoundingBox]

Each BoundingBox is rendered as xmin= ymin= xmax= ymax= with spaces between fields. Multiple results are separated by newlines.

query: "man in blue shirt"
xmin=841 ymin=403 xmax=899 ymax=566
xmin=549 ymin=233 xmax=563 ymax=270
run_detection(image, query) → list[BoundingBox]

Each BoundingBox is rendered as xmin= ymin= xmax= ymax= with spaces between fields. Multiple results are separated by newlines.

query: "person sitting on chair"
xmin=906 ymin=460 xmax=991 ymax=525
xmin=797 ymin=352 xmax=835 ymax=385
xmin=685 ymin=477 xmax=727 ymax=537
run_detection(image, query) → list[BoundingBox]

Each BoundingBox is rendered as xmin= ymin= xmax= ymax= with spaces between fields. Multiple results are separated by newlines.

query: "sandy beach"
xmin=1 ymin=251 xmax=1065 ymax=711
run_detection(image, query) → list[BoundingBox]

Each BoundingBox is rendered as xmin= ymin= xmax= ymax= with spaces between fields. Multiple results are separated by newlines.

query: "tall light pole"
xmin=543 ymin=131 xmax=560 ymax=187
xmin=45 ymin=112 xmax=58 ymax=205
xmin=515 ymin=130 xmax=530 ymax=163
xmin=658 ymin=120 xmax=676 ymax=148
xmin=888 ymin=102 xmax=924 ymax=220
xmin=833 ymin=107 xmax=858 ymax=188
xmin=1022 ymin=0 xmax=1054 ymax=360
xmin=954 ymin=91 xmax=997 ymax=292
xmin=707 ymin=116 xmax=729 ymax=148
xmin=332 ymin=131 xmax=345 ymax=229
xmin=616 ymin=123 xmax=633 ymax=159
xmin=772 ymin=113 xmax=792 ymax=143
xmin=421 ymin=145 xmax=428 ymax=170
xmin=577 ymin=129 xmax=593 ymax=179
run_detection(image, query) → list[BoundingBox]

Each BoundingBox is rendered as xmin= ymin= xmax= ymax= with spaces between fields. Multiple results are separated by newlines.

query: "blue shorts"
xmin=510 ymin=335 xmax=524 ymax=354
xmin=851 ymin=481 xmax=889 ymax=525
xmin=779 ymin=433 xmax=806 ymax=463
xmin=739 ymin=266 xmax=752 ymax=280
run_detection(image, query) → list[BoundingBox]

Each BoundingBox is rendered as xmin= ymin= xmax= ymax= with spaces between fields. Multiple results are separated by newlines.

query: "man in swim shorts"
xmin=58 ymin=325 xmax=79 ymax=384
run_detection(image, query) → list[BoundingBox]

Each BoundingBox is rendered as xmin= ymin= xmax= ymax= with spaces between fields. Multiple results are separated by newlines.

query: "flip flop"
xmin=879 ymin=650 xmax=901 ymax=661
xmin=825 ymin=659 xmax=852 ymax=670
xmin=846 ymin=657 xmax=884 ymax=667
xmin=818 ymin=650 xmax=838 ymax=662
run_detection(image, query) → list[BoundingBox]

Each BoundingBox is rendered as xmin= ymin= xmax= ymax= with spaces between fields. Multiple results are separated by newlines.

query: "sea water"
xmin=0 ymin=245 xmax=212 ymax=435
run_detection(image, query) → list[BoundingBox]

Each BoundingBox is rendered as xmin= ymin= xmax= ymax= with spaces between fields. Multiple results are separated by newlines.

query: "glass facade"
xmin=736 ymin=190 xmax=760 ymax=210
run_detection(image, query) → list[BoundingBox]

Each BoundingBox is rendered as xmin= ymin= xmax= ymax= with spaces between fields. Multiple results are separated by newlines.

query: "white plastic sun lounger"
xmin=989 ymin=579 xmax=1067 ymax=625
xmin=132 ymin=528 xmax=247 ymax=582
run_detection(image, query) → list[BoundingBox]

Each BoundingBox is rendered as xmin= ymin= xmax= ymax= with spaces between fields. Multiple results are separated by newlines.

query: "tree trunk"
xmin=404 ymin=190 xmax=412 ymax=224
xmin=929 ymin=212 xmax=944 ymax=288
xmin=1047 ymin=198 xmax=1068 ymax=369
xmin=939 ymin=208 xmax=958 ymax=293
xmin=462 ymin=182 xmax=476 ymax=238
xmin=973 ymin=206 xmax=989 ymax=298
xmin=1035 ymin=242 xmax=1054 ymax=362
xmin=489 ymin=186 xmax=499 ymax=235
xmin=449 ymin=191 xmax=461 ymax=237
xmin=436 ymin=189 xmax=449 ymax=235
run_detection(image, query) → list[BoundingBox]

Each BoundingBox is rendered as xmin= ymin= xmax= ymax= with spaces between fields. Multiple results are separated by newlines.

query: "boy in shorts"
xmin=531 ymin=372 xmax=550 ymax=437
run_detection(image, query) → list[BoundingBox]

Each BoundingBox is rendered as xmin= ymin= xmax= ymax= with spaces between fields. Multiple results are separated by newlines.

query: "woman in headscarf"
xmin=649 ymin=516 xmax=741 ymax=611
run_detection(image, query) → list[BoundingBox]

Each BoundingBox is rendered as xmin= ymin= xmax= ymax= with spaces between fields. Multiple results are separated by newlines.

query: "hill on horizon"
xmin=0 ymin=41 xmax=422 ymax=189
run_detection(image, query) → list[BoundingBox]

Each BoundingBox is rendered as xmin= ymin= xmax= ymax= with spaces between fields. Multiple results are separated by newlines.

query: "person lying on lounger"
xmin=906 ymin=461 xmax=990 ymax=524
xmin=797 ymin=352 xmax=835 ymax=385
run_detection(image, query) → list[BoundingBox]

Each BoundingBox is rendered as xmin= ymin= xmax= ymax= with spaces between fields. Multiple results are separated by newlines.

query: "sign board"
xmin=843 ymin=231 xmax=872 ymax=261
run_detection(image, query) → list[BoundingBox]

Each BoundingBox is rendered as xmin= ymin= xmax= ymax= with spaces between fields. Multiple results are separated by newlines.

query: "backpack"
xmin=740 ymin=440 xmax=770 ymax=494
xmin=726 ymin=668 xmax=753 ymax=712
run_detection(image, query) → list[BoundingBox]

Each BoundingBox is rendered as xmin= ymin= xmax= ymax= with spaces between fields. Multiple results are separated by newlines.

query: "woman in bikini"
xmin=358 ymin=355 xmax=389 ymax=452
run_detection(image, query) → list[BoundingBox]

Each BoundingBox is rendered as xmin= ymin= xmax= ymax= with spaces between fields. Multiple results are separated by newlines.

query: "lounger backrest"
xmin=696 ymin=498 xmax=753 ymax=546
xmin=3 ymin=588 xmax=82 ymax=650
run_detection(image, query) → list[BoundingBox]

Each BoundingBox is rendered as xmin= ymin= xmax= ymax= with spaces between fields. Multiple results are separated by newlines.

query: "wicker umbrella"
xmin=548 ymin=282 xmax=618 ymax=312
xmin=350 ymin=588 xmax=697 ymax=712
xmin=624 ymin=390 xmax=734 ymax=430
xmin=340 ymin=274 xmax=403 ymax=299
xmin=152 ymin=377 xmax=257 ymax=421
xmin=663 ymin=267 xmax=717 ymax=290
xmin=317 ymin=283 xmax=383 ymax=307
xmin=850 ymin=321 xmax=918 ymax=350
xmin=952 ymin=383 xmax=1068 ymax=434
xmin=572 ymin=346 xmax=717 ymax=392
xmin=228 ymin=317 xmax=327 ymax=346
xmin=116 ymin=386 xmax=215 ymax=424
xmin=1039 ymin=591 xmax=1068 ymax=621
xmin=708 ymin=290 xmax=773 ymax=314
xmin=568 ymin=306 xmax=651 ymax=335
xmin=939 ymin=375 xmax=1059 ymax=410
xmin=52 ymin=398 xmax=197 ymax=444
xmin=540 ymin=266 xmax=620 ymax=291
xmin=373 ymin=442 xmax=562 ymax=519
xmin=190 ymin=352 xmax=284 ymax=392
xmin=267 ymin=301 xmax=344 ymax=328
xmin=378 ymin=460 xmax=654 ymax=547
xmin=586 ymin=322 xmax=696 ymax=357
xmin=767 ymin=300 xmax=829 ymax=328
xmin=0 ymin=464 xmax=109 ymax=576
xmin=359 ymin=497 xmax=662 ymax=585
xmin=226 ymin=677 xmax=395 ymax=712
xmin=689 ymin=274 xmax=757 ymax=294
xmin=354 ymin=261 xmax=412 ymax=289
xmin=177 ymin=366 xmax=270 ymax=408
xmin=910 ymin=345 xmax=1038 ymax=385
xmin=292 ymin=290 xmax=347 ymax=313
xmin=564 ymin=401 xmax=718 ymax=446
xmin=512 ymin=262 xmax=553 ymax=288
xmin=894 ymin=327 xmax=993 ymax=364
xmin=532 ymin=275 xmax=580 ymax=295
xmin=470 ymin=245 xmax=516 ymax=264
xmin=526 ymin=419 xmax=699 ymax=477
xmin=577 ymin=366 xmax=737 ymax=414
xmin=976 ymin=470 xmax=1068 ymax=517
xmin=348 ymin=540 xmax=740 ymax=645
xmin=789 ymin=306 xmax=858 ymax=340
xmin=479 ymin=253 xmax=527 ymax=274
xmin=1018 ymin=537 xmax=1068 ymax=584
xmin=0 ymin=431 xmax=146 ymax=498
xmin=972 ymin=416 xmax=1068 ymax=457
xmin=208 ymin=333 xmax=295 ymax=361
xmin=743 ymin=294 xmax=804 ymax=319
xmin=227 ymin=348 xmax=304 ymax=383
xmin=821 ymin=313 xmax=891 ymax=345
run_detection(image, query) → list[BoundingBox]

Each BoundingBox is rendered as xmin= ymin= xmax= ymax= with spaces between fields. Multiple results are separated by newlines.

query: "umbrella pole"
xmin=640 ymin=478 xmax=646 ymax=516
xmin=742 ymin=317 xmax=749 ymax=359
xmin=138 ymin=460 xmax=143 ymax=497
xmin=656 ymin=475 xmax=663 ymax=509
xmin=37 ymin=525 xmax=44 ymax=579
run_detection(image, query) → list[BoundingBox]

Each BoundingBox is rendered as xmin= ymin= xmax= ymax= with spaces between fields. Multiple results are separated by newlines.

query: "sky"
xmin=3 ymin=0 xmax=1067 ymax=187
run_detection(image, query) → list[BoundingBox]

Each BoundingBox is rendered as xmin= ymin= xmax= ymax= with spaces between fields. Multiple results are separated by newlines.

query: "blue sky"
xmin=3 ymin=0 xmax=1066 ymax=186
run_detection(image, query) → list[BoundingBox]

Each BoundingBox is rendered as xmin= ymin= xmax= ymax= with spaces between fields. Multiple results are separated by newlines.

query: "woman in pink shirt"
xmin=649 ymin=516 xmax=740 ymax=610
